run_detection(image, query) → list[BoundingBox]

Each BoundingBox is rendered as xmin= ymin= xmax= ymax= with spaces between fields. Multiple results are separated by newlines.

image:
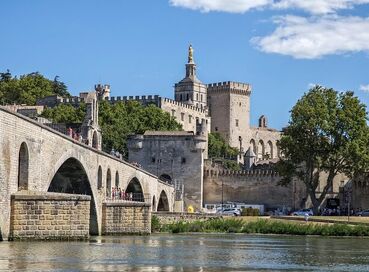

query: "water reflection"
xmin=0 ymin=234 xmax=369 ymax=271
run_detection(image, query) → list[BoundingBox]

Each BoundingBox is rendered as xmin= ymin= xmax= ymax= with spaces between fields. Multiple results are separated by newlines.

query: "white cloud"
xmin=360 ymin=84 xmax=369 ymax=93
xmin=169 ymin=0 xmax=271 ymax=13
xmin=273 ymin=0 xmax=369 ymax=15
xmin=169 ymin=0 xmax=369 ymax=14
xmin=251 ymin=15 xmax=369 ymax=59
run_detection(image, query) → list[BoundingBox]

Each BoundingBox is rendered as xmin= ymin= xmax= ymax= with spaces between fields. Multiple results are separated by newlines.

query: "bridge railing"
xmin=105 ymin=193 xmax=151 ymax=203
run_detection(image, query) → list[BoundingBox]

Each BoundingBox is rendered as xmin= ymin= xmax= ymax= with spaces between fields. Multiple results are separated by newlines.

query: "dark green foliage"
xmin=208 ymin=133 xmax=238 ymax=158
xmin=0 ymin=70 xmax=70 ymax=105
xmin=42 ymin=100 xmax=182 ymax=156
xmin=98 ymin=101 xmax=182 ymax=155
xmin=208 ymin=133 xmax=240 ymax=170
xmin=277 ymin=86 xmax=369 ymax=213
xmin=161 ymin=218 xmax=369 ymax=236
xmin=42 ymin=103 xmax=86 ymax=123
xmin=151 ymin=215 xmax=161 ymax=232
xmin=241 ymin=208 xmax=260 ymax=216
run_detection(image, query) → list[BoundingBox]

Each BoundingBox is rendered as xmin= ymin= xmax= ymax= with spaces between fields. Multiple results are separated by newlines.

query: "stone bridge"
xmin=0 ymin=107 xmax=175 ymax=239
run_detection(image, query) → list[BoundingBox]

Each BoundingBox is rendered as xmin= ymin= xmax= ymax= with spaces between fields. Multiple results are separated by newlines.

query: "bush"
xmin=161 ymin=218 xmax=369 ymax=237
xmin=151 ymin=215 xmax=161 ymax=232
xmin=241 ymin=208 xmax=260 ymax=216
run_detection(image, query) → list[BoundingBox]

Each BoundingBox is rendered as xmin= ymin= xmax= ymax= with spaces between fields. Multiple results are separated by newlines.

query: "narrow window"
xmin=181 ymin=112 xmax=185 ymax=121
xmin=189 ymin=115 xmax=192 ymax=123
xmin=235 ymin=119 xmax=239 ymax=127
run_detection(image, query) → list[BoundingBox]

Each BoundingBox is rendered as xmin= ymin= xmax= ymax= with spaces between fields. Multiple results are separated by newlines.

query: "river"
xmin=0 ymin=234 xmax=368 ymax=271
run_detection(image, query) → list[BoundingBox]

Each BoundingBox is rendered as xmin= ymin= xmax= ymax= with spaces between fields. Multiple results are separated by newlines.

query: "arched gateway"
xmin=47 ymin=157 xmax=99 ymax=235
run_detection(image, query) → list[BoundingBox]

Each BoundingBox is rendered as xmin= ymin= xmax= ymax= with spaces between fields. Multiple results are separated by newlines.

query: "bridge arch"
xmin=47 ymin=157 xmax=99 ymax=235
xmin=97 ymin=166 xmax=102 ymax=190
xmin=18 ymin=142 xmax=29 ymax=191
xmin=152 ymin=195 xmax=156 ymax=212
xmin=115 ymin=171 xmax=120 ymax=188
xmin=126 ymin=177 xmax=144 ymax=202
xmin=106 ymin=168 xmax=111 ymax=198
xmin=157 ymin=190 xmax=169 ymax=211
xmin=159 ymin=174 xmax=173 ymax=185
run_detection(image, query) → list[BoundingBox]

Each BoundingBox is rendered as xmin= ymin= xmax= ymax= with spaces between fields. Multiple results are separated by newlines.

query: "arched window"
xmin=92 ymin=131 xmax=98 ymax=149
xmin=18 ymin=142 xmax=29 ymax=191
xmin=258 ymin=140 xmax=265 ymax=161
xmin=97 ymin=166 xmax=102 ymax=189
xmin=267 ymin=141 xmax=273 ymax=159
xmin=106 ymin=168 xmax=111 ymax=198
xmin=250 ymin=139 xmax=256 ymax=156
xmin=115 ymin=171 xmax=119 ymax=188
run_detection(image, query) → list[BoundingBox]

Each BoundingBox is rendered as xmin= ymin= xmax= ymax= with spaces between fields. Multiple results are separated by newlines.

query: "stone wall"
xmin=203 ymin=169 xmax=306 ymax=211
xmin=153 ymin=212 xmax=219 ymax=225
xmin=102 ymin=202 xmax=151 ymax=235
xmin=9 ymin=191 xmax=90 ymax=240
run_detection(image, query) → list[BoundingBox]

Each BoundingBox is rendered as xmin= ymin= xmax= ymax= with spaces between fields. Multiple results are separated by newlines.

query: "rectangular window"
xmin=181 ymin=157 xmax=186 ymax=164
xmin=171 ymin=109 xmax=175 ymax=117
xmin=151 ymin=157 xmax=156 ymax=163
xmin=235 ymin=119 xmax=239 ymax=127
xmin=181 ymin=112 xmax=185 ymax=121
xmin=189 ymin=115 xmax=192 ymax=123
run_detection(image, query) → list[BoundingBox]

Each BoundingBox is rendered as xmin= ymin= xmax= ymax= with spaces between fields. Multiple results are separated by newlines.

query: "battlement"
xmin=103 ymin=95 xmax=161 ymax=105
xmin=57 ymin=97 xmax=85 ymax=104
xmin=207 ymin=81 xmax=251 ymax=95
xmin=204 ymin=168 xmax=278 ymax=178
xmin=161 ymin=97 xmax=207 ymax=114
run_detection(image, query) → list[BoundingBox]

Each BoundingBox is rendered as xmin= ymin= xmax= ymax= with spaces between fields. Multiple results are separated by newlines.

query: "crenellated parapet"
xmin=161 ymin=97 xmax=208 ymax=114
xmin=207 ymin=81 xmax=252 ymax=96
xmin=204 ymin=168 xmax=279 ymax=178
xmin=104 ymin=95 xmax=161 ymax=106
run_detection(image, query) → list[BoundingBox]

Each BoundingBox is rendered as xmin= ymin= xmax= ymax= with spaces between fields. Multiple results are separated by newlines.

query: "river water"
xmin=0 ymin=234 xmax=369 ymax=271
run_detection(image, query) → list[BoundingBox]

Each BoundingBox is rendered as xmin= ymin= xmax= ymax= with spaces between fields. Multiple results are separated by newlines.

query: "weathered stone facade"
xmin=9 ymin=191 xmax=90 ymax=240
xmin=127 ymin=131 xmax=207 ymax=212
xmin=203 ymin=167 xmax=306 ymax=211
xmin=102 ymin=202 xmax=151 ymax=235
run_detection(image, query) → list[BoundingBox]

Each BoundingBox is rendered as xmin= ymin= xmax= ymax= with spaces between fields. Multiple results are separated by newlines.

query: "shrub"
xmin=151 ymin=215 xmax=161 ymax=232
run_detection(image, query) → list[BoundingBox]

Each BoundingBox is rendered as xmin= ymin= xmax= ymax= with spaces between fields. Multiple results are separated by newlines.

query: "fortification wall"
xmin=203 ymin=169 xmax=306 ymax=211
xmin=102 ymin=202 xmax=151 ymax=235
xmin=160 ymin=98 xmax=210 ymax=132
xmin=9 ymin=191 xmax=90 ymax=240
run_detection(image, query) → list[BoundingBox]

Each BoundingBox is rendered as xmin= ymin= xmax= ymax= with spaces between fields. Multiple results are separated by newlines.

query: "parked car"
xmin=356 ymin=210 xmax=369 ymax=216
xmin=291 ymin=209 xmax=313 ymax=216
xmin=217 ymin=208 xmax=241 ymax=216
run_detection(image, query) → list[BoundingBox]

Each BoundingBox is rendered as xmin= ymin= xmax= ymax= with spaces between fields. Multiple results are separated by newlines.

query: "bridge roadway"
xmin=0 ymin=107 xmax=174 ymax=239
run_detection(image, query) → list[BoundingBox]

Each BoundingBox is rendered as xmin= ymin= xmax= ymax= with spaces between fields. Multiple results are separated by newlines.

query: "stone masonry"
xmin=9 ymin=191 xmax=90 ymax=240
xmin=102 ymin=202 xmax=151 ymax=235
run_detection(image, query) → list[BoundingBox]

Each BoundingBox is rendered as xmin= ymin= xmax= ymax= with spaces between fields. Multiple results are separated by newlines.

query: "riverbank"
xmin=152 ymin=216 xmax=369 ymax=236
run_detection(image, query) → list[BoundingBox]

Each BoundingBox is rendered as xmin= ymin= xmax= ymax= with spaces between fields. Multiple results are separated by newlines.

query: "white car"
xmin=292 ymin=209 xmax=313 ymax=216
xmin=218 ymin=208 xmax=241 ymax=216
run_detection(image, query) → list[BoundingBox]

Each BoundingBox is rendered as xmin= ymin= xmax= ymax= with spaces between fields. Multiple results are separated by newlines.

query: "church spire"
xmin=186 ymin=44 xmax=196 ymax=78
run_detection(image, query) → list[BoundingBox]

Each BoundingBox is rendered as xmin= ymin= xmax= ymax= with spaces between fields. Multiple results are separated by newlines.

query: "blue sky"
xmin=2 ymin=0 xmax=369 ymax=129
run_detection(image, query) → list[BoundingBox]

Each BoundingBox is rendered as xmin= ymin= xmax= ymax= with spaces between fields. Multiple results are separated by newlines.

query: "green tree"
xmin=41 ymin=103 xmax=86 ymax=123
xmin=208 ymin=132 xmax=238 ymax=158
xmin=42 ymin=100 xmax=182 ymax=156
xmin=277 ymin=86 xmax=369 ymax=214
xmin=0 ymin=71 xmax=70 ymax=105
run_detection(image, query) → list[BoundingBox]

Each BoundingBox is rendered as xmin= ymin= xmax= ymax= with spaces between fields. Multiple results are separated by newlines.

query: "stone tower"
xmin=207 ymin=81 xmax=252 ymax=148
xmin=80 ymin=92 xmax=102 ymax=150
xmin=95 ymin=84 xmax=111 ymax=101
xmin=174 ymin=45 xmax=207 ymax=110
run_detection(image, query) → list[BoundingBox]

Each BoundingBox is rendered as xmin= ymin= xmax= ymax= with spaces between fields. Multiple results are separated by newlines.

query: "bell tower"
xmin=174 ymin=45 xmax=207 ymax=110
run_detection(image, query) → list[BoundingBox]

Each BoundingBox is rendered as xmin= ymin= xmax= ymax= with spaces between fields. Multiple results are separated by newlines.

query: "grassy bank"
xmin=152 ymin=217 xmax=369 ymax=236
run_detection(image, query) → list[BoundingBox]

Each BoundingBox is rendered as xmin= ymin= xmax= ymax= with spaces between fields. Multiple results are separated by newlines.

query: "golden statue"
xmin=188 ymin=44 xmax=194 ymax=63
